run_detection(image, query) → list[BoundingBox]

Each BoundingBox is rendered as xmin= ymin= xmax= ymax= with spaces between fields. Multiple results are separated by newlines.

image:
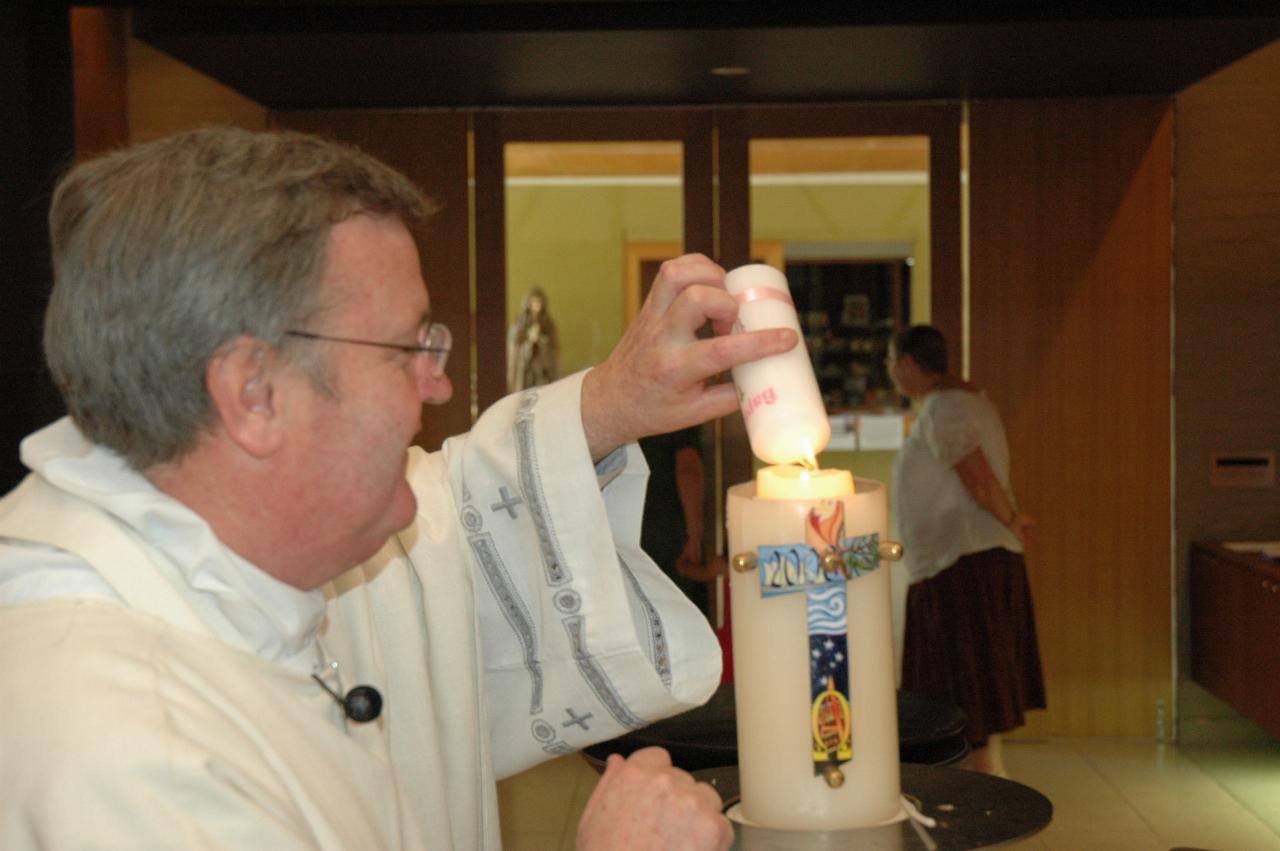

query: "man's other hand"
xmin=576 ymin=747 xmax=733 ymax=851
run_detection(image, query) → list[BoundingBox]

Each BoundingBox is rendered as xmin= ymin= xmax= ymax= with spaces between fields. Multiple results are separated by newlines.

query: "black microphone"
xmin=312 ymin=673 xmax=383 ymax=722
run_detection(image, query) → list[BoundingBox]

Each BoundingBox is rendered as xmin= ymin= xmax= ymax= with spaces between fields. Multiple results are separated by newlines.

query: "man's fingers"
xmin=646 ymin=327 xmax=797 ymax=396
xmin=690 ymin=327 xmax=799 ymax=379
xmin=642 ymin=254 xmax=726 ymax=316
xmin=576 ymin=746 xmax=733 ymax=851
xmin=686 ymin=380 xmax=741 ymax=423
xmin=661 ymin=283 xmax=739 ymax=332
xmin=624 ymin=745 xmax=675 ymax=769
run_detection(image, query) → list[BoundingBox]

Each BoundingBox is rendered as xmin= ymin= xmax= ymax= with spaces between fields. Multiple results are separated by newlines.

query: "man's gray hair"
xmin=44 ymin=125 xmax=433 ymax=470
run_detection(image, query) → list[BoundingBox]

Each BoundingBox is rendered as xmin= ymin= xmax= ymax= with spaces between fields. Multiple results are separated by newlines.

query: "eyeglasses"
xmin=285 ymin=322 xmax=452 ymax=377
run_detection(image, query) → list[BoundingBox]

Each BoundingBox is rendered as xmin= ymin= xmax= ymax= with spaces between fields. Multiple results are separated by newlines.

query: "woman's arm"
xmin=953 ymin=446 xmax=1035 ymax=546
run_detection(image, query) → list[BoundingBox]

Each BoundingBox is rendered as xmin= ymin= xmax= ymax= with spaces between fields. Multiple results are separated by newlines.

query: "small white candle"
xmin=725 ymin=264 xmax=831 ymax=465
xmin=728 ymin=472 xmax=901 ymax=831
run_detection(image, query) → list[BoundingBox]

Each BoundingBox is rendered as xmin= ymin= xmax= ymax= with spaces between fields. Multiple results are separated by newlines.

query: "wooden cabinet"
xmin=1190 ymin=541 xmax=1280 ymax=738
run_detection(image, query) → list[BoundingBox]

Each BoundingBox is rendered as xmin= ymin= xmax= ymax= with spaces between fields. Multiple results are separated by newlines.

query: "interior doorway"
xmin=474 ymin=105 xmax=962 ymax=586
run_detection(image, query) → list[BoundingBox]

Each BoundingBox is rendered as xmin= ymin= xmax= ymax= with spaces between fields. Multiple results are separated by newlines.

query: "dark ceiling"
xmin=131 ymin=2 xmax=1280 ymax=110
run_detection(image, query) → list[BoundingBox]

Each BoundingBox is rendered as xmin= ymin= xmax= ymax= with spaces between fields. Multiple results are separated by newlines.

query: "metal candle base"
xmin=727 ymin=477 xmax=901 ymax=831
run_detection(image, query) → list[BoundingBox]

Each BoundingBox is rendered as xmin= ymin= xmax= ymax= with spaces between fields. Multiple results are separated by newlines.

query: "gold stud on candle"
xmin=732 ymin=552 xmax=758 ymax=573
xmin=878 ymin=541 xmax=904 ymax=561
xmin=821 ymin=763 xmax=845 ymax=788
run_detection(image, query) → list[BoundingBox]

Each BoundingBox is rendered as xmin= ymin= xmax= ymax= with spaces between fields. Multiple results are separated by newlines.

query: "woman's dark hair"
xmin=893 ymin=325 xmax=948 ymax=375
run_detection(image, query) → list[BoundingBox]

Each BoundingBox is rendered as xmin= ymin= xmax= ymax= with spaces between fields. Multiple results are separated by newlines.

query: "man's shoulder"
xmin=3 ymin=598 xmax=187 ymax=692
xmin=0 ymin=538 xmax=117 ymax=604
xmin=0 ymin=600 xmax=333 ymax=846
xmin=1 ymin=599 xmax=302 ymax=772
xmin=0 ymin=600 xmax=193 ymax=756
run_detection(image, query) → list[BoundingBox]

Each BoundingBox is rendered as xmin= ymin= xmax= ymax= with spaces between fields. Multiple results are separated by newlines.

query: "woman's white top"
xmin=891 ymin=388 xmax=1022 ymax=584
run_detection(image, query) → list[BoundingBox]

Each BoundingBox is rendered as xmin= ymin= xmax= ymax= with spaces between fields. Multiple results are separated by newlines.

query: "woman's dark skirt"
xmin=901 ymin=547 xmax=1046 ymax=748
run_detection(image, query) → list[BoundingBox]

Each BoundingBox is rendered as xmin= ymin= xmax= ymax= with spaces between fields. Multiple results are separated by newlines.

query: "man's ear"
xmin=206 ymin=336 xmax=285 ymax=458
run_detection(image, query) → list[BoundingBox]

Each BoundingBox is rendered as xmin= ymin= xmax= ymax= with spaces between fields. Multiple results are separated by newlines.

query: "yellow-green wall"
xmin=505 ymin=177 xmax=928 ymax=494
xmin=505 ymin=180 xmax=930 ymax=376
xmin=505 ymin=184 xmax=682 ymax=375
xmin=751 ymin=183 xmax=931 ymax=324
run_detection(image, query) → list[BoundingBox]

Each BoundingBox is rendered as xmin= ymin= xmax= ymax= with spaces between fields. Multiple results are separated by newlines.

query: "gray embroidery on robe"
xmin=562 ymin=615 xmax=644 ymax=729
xmin=517 ymin=390 xmax=537 ymax=416
xmin=530 ymin=717 xmax=572 ymax=754
xmin=553 ymin=588 xmax=581 ymax=614
xmin=513 ymin=390 xmax=572 ymax=586
xmin=490 ymin=486 xmax=523 ymax=518
xmin=562 ymin=707 xmax=593 ymax=730
xmin=470 ymin=532 xmax=544 ymax=714
xmin=461 ymin=505 xmax=483 ymax=533
xmin=617 ymin=554 xmax=672 ymax=687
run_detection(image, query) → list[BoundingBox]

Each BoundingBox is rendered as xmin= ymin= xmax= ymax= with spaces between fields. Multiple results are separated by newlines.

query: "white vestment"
xmin=0 ymin=373 xmax=721 ymax=849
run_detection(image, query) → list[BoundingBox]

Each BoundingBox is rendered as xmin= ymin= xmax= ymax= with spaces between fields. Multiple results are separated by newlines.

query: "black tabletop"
xmin=699 ymin=762 xmax=1053 ymax=850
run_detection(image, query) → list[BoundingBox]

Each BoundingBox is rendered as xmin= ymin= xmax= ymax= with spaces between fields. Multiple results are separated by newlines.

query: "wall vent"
xmin=1210 ymin=451 xmax=1275 ymax=488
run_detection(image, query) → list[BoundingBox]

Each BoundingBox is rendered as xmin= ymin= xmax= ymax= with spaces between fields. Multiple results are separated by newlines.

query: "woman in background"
xmin=889 ymin=325 xmax=1045 ymax=775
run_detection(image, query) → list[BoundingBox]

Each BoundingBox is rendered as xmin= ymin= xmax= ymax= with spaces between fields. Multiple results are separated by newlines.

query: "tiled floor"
xmin=497 ymin=738 xmax=1280 ymax=850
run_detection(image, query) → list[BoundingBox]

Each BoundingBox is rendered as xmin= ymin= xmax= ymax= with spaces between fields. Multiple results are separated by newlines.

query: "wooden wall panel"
xmin=271 ymin=111 xmax=472 ymax=451
xmin=1173 ymin=39 xmax=1280 ymax=743
xmin=969 ymin=98 xmax=1173 ymax=737
xmin=70 ymin=7 xmax=129 ymax=159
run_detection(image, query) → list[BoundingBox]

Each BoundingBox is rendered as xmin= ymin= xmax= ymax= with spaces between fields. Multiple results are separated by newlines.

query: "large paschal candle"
xmin=725 ymin=264 xmax=830 ymax=465
xmin=727 ymin=467 xmax=901 ymax=831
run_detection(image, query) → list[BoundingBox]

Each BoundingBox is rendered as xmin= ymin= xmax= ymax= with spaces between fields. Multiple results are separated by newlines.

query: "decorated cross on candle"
xmin=756 ymin=499 xmax=882 ymax=783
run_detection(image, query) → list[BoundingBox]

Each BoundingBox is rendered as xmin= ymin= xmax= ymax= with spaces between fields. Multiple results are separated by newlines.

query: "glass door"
xmin=473 ymin=109 xmax=719 ymax=617
xmin=715 ymin=103 xmax=961 ymax=490
xmin=716 ymin=105 xmax=962 ymax=669
xmin=473 ymin=106 xmax=961 ymax=636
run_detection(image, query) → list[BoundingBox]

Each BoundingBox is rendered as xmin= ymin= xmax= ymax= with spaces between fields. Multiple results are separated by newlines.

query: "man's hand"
xmin=581 ymin=254 xmax=798 ymax=462
xmin=576 ymin=747 xmax=733 ymax=851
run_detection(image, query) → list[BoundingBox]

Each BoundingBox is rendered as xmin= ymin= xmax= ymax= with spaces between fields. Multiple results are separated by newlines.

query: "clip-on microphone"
xmin=312 ymin=673 xmax=383 ymax=723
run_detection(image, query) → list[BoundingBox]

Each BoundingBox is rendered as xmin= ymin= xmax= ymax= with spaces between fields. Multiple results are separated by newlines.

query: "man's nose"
xmin=419 ymin=369 xmax=453 ymax=405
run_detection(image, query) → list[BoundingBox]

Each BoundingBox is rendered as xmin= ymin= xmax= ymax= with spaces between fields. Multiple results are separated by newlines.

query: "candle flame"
xmin=801 ymin=442 xmax=818 ymax=472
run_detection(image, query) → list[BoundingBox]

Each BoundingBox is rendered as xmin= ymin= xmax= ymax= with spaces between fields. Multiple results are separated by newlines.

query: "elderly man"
xmin=0 ymin=126 xmax=795 ymax=849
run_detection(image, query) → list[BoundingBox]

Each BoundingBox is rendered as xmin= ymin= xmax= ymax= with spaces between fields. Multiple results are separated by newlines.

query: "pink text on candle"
xmin=741 ymin=386 xmax=777 ymax=421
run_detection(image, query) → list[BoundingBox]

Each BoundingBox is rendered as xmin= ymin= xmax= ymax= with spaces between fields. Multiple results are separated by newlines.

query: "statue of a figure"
xmin=507 ymin=287 xmax=560 ymax=392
